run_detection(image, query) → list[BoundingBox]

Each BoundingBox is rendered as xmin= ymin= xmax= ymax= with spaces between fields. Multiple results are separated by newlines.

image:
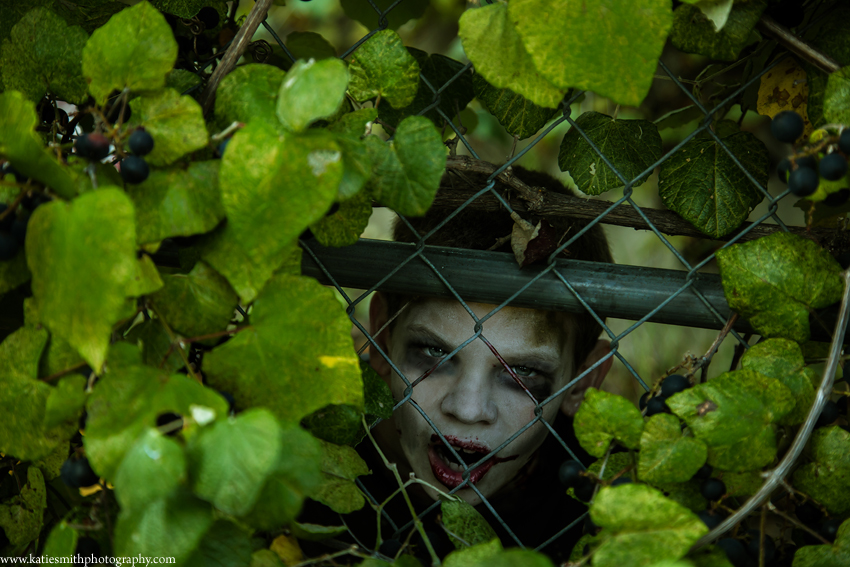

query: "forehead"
xmin=393 ymin=298 xmax=574 ymax=350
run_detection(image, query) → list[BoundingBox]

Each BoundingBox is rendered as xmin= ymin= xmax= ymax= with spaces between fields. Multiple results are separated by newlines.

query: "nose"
xmin=439 ymin=364 xmax=498 ymax=425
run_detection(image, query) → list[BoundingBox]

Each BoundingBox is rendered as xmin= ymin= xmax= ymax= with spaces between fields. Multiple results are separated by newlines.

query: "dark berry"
xmin=0 ymin=233 xmax=19 ymax=261
xmin=815 ymin=400 xmax=839 ymax=428
xmin=698 ymin=509 xmax=725 ymax=530
xmin=156 ymin=412 xmax=183 ymax=435
xmin=610 ymin=477 xmax=632 ymax=487
xmin=717 ymin=538 xmax=750 ymax=567
xmin=379 ymin=538 xmax=402 ymax=558
xmin=197 ymin=6 xmax=220 ymax=28
xmin=39 ymin=103 xmax=56 ymax=124
xmin=788 ymin=166 xmax=819 ymax=197
xmin=558 ymin=460 xmax=583 ymax=488
xmin=824 ymin=188 xmax=850 ymax=207
xmin=120 ymin=155 xmax=150 ymax=184
xmin=747 ymin=530 xmax=775 ymax=561
xmin=771 ymin=111 xmax=804 ymax=143
xmin=0 ymin=204 xmax=13 ymax=231
xmin=820 ymin=153 xmax=848 ymax=181
xmin=767 ymin=0 xmax=805 ymax=28
xmin=820 ymin=518 xmax=842 ymax=542
xmin=11 ymin=214 xmax=28 ymax=245
xmin=796 ymin=154 xmax=818 ymax=170
xmin=839 ymin=130 xmax=850 ymax=154
xmin=128 ymin=129 xmax=154 ymax=156
xmin=639 ymin=391 xmax=650 ymax=410
xmin=60 ymin=456 xmax=100 ymax=488
xmin=795 ymin=502 xmax=823 ymax=524
xmin=693 ymin=463 xmax=713 ymax=480
xmin=700 ymin=478 xmax=726 ymax=501
xmin=646 ymin=396 xmax=670 ymax=416
xmin=573 ymin=477 xmax=595 ymax=502
xmin=661 ymin=374 xmax=690 ymax=397
xmin=778 ymin=158 xmax=791 ymax=183
xmin=75 ymin=133 xmax=111 ymax=160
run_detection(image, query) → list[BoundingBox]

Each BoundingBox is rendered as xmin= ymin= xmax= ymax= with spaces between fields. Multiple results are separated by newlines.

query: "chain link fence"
xmin=254 ymin=0 xmax=833 ymax=559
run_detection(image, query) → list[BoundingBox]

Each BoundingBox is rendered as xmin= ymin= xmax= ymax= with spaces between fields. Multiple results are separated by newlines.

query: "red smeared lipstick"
xmin=427 ymin=435 xmax=517 ymax=490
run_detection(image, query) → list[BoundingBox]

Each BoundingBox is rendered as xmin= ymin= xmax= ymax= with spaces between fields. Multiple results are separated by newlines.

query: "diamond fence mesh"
xmin=255 ymin=0 xmax=832 ymax=559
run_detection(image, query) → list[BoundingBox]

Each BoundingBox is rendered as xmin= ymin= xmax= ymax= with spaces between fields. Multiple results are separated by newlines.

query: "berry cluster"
xmin=557 ymin=459 xmax=596 ymax=501
xmin=0 ymin=164 xmax=52 ymax=261
xmin=73 ymin=128 xmax=154 ymax=185
xmin=639 ymin=373 xmax=691 ymax=417
xmin=771 ymin=111 xmax=850 ymax=204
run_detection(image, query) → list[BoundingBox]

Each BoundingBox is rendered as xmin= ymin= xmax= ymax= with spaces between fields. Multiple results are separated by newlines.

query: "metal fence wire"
xmin=255 ymin=0 xmax=833 ymax=559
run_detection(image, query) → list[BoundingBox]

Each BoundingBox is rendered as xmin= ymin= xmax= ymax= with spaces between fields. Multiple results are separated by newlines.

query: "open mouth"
xmin=427 ymin=435 xmax=516 ymax=490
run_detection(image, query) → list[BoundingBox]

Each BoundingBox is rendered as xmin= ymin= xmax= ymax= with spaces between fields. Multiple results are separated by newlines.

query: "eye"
xmin=511 ymin=366 xmax=537 ymax=377
xmin=425 ymin=345 xmax=448 ymax=358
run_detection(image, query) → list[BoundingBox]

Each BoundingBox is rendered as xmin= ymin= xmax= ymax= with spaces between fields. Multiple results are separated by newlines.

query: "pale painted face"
xmin=373 ymin=298 xmax=586 ymax=506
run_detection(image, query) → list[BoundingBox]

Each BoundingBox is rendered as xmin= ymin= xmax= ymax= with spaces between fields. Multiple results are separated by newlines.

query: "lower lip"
xmin=427 ymin=446 xmax=511 ymax=490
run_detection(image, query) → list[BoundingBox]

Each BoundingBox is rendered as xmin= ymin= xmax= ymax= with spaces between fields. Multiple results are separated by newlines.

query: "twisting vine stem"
xmin=691 ymin=269 xmax=850 ymax=550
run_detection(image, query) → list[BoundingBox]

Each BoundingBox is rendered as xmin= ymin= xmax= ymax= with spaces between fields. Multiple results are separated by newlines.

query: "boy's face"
xmin=370 ymin=296 xmax=610 ymax=506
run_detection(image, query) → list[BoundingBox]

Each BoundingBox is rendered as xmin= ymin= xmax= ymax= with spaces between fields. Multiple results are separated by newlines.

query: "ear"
xmin=368 ymin=292 xmax=393 ymax=380
xmin=560 ymin=340 xmax=613 ymax=417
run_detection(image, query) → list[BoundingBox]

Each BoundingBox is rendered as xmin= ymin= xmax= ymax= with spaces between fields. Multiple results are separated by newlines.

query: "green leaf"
xmin=309 ymin=440 xmax=369 ymax=514
xmin=215 ymin=64 xmax=285 ymax=127
xmin=365 ymin=116 xmax=446 ymax=216
xmin=277 ymin=58 xmax=349 ymax=133
xmin=509 ymin=0 xmax=672 ymax=107
xmin=44 ymin=374 xmax=87 ymax=430
xmin=328 ymin=108 xmax=377 ymax=200
xmin=150 ymin=261 xmax=237 ymax=338
xmin=558 ymin=111 xmax=662 ymax=196
xmin=166 ymin=68 xmax=202 ymax=94
xmin=123 ymin=320 xmax=189 ymax=373
xmin=27 ymin=189 xmax=137 ymax=373
xmin=114 ymin=428 xmax=187 ymax=512
xmin=349 ymin=30 xmax=419 ymax=109
xmin=198 ymin=223 xmax=280 ymax=304
xmin=33 ymin=441 xmax=70 ymax=481
xmin=128 ymin=254 xmax=165 ymax=297
xmin=458 ymin=3 xmax=565 ymax=108
xmin=652 ymin=480 xmax=705 ymax=513
xmin=85 ymin=365 xmax=228 ymax=479
xmin=379 ymin=48 xmax=475 ymax=129
xmin=184 ymin=519 xmax=254 ymax=567
xmin=311 ymin=189 xmax=373 ymax=247
xmin=0 ymin=248 xmax=29 ymax=296
xmin=114 ymin=487 xmax=213 ymax=564
xmin=658 ymin=128 xmax=769 ymax=238
xmin=472 ymin=74 xmax=558 ymax=140
xmin=339 ymin=0 xmax=427 ymax=30
xmin=127 ymin=161 xmax=225 ymax=245
xmin=251 ymin=550 xmax=285 ymax=567
xmin=670 ymin=1 xmax=766 ymax=62
xmin=792 ymin=518 xmax=850 ymax=567
xmin=284 ymin=31 xmax=336 ymax=63
xmin=150 ymin=0 xmax=226 ymax=20
xmin=0 ymin=467 xmax=46 ymax=547
xmin=715 ymin=232 xmax=844 ymax=343
xmin=721 ymin=471 xmax=762 ymax=498
xmin=290 ymin=523 xmax=347 ymax=542
xmin=590 ymin=484 xmax=707 ymax=567
xmin=792 ymin=426 xmax=850 ymax=515
xmin=0 ymin=8 xmax=89 ymax=104
xmin=243 ymin=425 xmax=322 ymax=530
xmin=740 ymin=338 xmax=815 ymax=425
xmin=666 ymin=369 xmax=794 ymax=471
xmin=127 ymin=88 xmax=209 ymax=166
xmin=574 ymin=388 xmax=644 ymax=457
xmin=443 ymin=539 xmax=503 ymax=567
xmin=0 ymin=91 xmax=77 ymax=199
xmin=204 ymin=274 xmax=364 ymax=424
xmin=801 ymin=7 xmax=850 ymax=128
xmin=42 ymin=521 xmax=78 ymax=561
xmin=52 ymin=0 xmax=125 ymax=33
xmin=363 ymin=361 xmax=393 ymax=420
xmin=301 ymin=404 xmax=364 ymax=446
xmin=82 ymin=0 xmax=177 ymax=103
xmin=441 ymin=500 xmax=499 ymax=548
xmin=216 ymin=122 xmax=341 ymax=296
xmin=824 ymin=67 xmax=850 ymax=125
xmin=186 ymin=409 xmax=283 ymax=516
xmin=638 ymin=414 xmax=707 ymax=484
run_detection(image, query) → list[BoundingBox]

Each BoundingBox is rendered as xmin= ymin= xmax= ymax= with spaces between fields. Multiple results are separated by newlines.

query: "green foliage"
xmin=0 ymin=467 xmax=46 ymax=547
xmin=349 ymin=30 xmax=420 ymax=109
xmin=824 ymin=67 xmax=850 ymax=125
xmin=277 ymin=58 xmax=349 ymax=132
xmin=472 ymin=74 xmax=557 ymax=140
xmin=127 ymin=88 xmax=209 ymax=166
xmin=441 ymin=500 xmax=499 ymax=548
xmin=215 ymin=64 xmax=285 ymax=127
xmin=740 ymin=339 xmax=816 ymax=425
xmin=309 ymin=440 xmax=369 ymax=514
xmin=575 ymin=387 xmax=645 ymax=457
xmin=792 ymin=426 xmax=850 ymax=515
xmin=638 ymin=414 xmax=707 ymax=484
xmin=670 ymin=1 xmax=767 ymax=61
xmin=559 ymin=111 xmax=662 ymax=196
xmin=41 ymin=521 xmax=78 ymax=561
xmin=792 ymin=518 xmax=850 ymax=566
xmin=715 ymin=233 xmax=844 ymax=342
